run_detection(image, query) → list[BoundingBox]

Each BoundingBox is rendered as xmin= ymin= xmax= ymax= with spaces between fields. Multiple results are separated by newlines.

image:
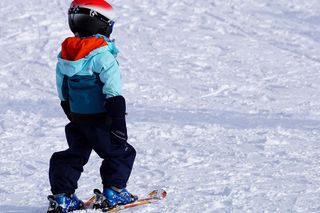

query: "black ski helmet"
xmin=68 ymin=0 xmax=116 ymax=37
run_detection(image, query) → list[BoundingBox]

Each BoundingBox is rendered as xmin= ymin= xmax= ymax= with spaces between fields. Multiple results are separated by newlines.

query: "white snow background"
xmin=1 ymin=0 xmax=320 ymax=212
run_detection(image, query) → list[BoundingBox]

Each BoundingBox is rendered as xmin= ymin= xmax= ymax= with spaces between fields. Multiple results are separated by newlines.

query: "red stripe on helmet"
xmin=71 ymin=0 xmax=113 ymax=10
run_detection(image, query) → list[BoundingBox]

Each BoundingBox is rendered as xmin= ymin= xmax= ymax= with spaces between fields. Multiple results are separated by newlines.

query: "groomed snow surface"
xmin=1 ymin=0 xmax=320 ymax=212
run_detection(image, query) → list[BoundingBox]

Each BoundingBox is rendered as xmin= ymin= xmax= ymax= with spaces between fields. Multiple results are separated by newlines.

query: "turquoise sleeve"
xmin=95 ymin=52 xmax=122 ymax=99
xmin=56 ymin=64 xmax=66 ymax=101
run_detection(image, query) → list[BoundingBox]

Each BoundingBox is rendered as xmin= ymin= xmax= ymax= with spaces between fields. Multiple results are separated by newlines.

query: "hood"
xmin=57 ymin=35 xmax=119 ymax=77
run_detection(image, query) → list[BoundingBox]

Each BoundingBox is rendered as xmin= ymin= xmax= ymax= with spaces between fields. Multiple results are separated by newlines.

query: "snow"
xmin=1 ymin=0 xmax=320 ymax=212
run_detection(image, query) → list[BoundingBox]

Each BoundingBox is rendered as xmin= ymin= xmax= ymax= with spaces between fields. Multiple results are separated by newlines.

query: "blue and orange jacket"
xmin=56 ymin=34 xmax=121 ymax=118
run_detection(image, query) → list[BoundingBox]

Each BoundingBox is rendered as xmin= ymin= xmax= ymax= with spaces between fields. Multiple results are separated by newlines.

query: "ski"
xmin=83 ymin=194 xmax=96 ymax=209
xmin=107 ymin=189 xmax=167 ymax=212
xmin=83 ymin=188 xmax=167 ymax=212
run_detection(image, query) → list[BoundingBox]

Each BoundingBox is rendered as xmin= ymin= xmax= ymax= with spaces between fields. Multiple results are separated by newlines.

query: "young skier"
xmin=47 ymin=0 xmax=136 ymax=212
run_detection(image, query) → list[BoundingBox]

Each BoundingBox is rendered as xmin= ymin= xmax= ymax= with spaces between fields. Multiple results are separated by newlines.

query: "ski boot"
xmin=47 ymin=193 xmax=84 ymax=213
xmin=93 ymin=187 xmax=137 ymax=211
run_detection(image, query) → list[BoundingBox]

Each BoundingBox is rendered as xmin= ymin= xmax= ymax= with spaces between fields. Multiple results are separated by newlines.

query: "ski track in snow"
xmin=1 ymin=0 xmax=320 ymax=212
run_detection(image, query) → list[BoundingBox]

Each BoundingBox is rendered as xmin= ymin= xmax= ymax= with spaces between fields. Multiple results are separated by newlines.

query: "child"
xmin=47 ymin=0 xmax=136 ymax=212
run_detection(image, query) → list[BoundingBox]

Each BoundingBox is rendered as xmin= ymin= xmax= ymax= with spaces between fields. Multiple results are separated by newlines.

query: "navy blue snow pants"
xmin=49 ymin=122 xmax=136 ymax=195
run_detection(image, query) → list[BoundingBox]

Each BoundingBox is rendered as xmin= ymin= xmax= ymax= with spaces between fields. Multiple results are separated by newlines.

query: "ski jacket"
xmin=56 ymin=34 xmax=121 ymax=118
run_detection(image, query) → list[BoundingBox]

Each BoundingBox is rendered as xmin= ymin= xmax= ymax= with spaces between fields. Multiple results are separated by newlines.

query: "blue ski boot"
xmin=93 ymin=187 xmax=137 ymax=210
xmin=47 ymin=193 xmax=84 ymax=213
xmin=103 ymin=187 xmax=137 ymax=208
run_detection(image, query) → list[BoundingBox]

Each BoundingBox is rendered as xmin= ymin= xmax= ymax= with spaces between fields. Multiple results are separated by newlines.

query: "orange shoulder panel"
xmin=61 ymin=36 xmax=108 ymax=61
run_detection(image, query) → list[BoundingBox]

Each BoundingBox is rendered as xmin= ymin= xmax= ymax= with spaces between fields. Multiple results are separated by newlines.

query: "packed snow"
xmin=1 ymin=0 xmax=320 ymax=212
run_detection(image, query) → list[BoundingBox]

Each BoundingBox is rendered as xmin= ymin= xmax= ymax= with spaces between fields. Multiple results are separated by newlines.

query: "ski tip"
xmin=149 ymin=189 xmax=167 ymax=200
xmin=161 ymin=189 xmax=167 ymax=199
xmin=159 ymin=189 xmax=167 ymax=200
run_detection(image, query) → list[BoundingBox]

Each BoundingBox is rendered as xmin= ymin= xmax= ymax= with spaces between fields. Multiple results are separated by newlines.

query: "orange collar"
xmin=61 ymin=36 xmax=108 ymax=61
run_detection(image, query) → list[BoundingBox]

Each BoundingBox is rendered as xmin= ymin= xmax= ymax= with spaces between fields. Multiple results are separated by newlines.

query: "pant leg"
xmin=49 ymin=122 xmax=92 ymax=194
xmin=84 ymin=123 xmax=136 ymax=189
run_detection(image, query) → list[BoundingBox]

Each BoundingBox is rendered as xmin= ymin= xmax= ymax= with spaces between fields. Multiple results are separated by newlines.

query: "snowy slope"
xmin=1 ymin=0 xmax=320 ymax=212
